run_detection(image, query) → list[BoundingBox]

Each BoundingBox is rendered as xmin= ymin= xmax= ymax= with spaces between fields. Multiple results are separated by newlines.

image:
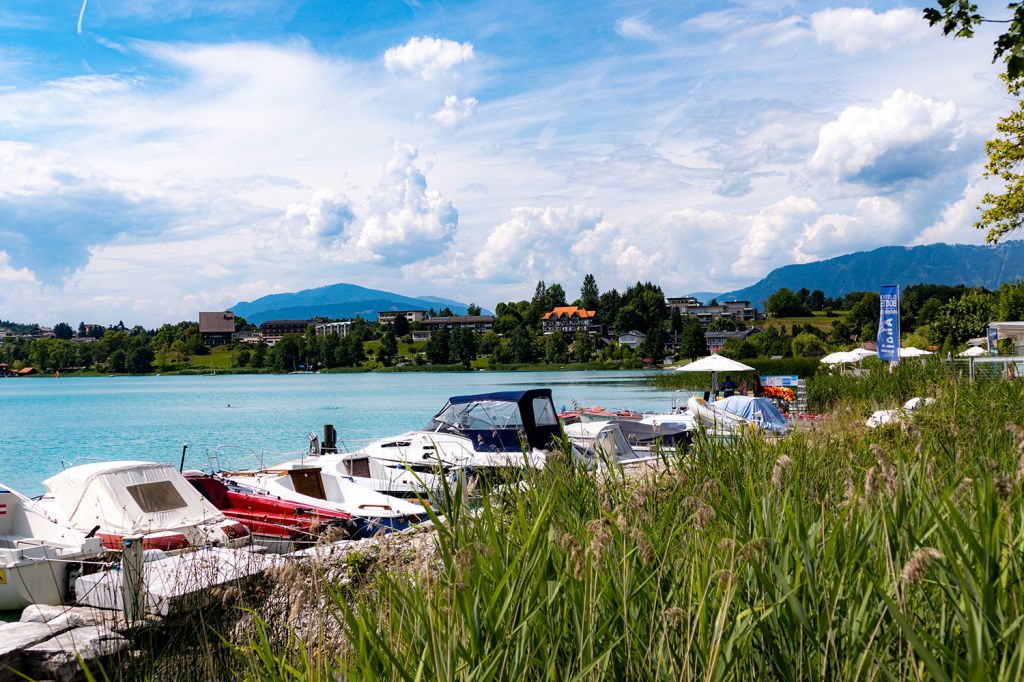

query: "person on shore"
xmin=752 ymin=376 xmax=763 ymax=397
xmin=722 ymin=375 xmax=736 ymax=398
xmin=738 ymin=379 xmax=748 ymax=395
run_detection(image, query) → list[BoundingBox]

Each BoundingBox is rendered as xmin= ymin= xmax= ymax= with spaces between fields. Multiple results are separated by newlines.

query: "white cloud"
xmin=809 ymin=89 xmax=965 ymax=185
xmin=352 ymin=142 xmax=458 ymax=263
xmin=733 ymin=196 xmax=821 ymax=277
xmin=0 ymin=250 xmax=35 ymax=284
xmin=431 ymin=95 xmax=478 ymax=128
xmin=798 ymin=195 xmax=909 ymax=259
xmin=384 ymin=36 xmax=474 ymax=81
xmin=616 ymin=14 xmax=662 ymax=42
xmin=473 ymin=206 xmax=606 ymax=283
xmin=811 ymin=7 xmax=929 ymax=54
xmin=913 ymin=168 xmax=993 ymax=245
xmin=280 ymin=189 xmax=355 ymax=250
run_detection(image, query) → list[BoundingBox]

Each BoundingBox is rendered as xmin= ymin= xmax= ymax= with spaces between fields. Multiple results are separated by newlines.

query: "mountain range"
xmin=702 ymin=241 xmax=1024 ymax=307
xmin=231 ymin=283 xmax=487 ymax=324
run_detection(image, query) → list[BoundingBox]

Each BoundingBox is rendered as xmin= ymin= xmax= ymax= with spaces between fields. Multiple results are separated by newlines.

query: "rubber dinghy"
xmin=0 ymin=484 xmax=106 ymax=610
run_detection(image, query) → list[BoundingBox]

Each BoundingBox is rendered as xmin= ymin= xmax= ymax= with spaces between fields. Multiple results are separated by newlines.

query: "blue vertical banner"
xmin=877 ymin=285 xmax=900 ymax=362
xmin=987 ymin=326 xmax=999 ymax=353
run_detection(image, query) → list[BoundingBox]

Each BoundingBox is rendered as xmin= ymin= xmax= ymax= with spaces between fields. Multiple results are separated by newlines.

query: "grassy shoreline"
xmin=75 ymin=361 xmax=1024 ymax=680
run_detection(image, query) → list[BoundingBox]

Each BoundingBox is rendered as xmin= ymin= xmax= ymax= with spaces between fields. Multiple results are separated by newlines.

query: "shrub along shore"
xmin=76 ymin=362 xmax=1024 ymax=680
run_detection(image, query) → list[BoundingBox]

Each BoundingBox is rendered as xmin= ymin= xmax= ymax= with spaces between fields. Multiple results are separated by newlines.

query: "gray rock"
xmin=24 ymin=626 xmax=129 ymax=682
xmin=0 ymin=622 xmax=74 ymax=682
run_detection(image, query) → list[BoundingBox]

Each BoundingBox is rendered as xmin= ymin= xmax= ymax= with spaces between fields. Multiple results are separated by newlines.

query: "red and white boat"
xmin=36 ymin=461 xmax=250 ymax=552
xmin=185 ymin=472 xmax=358 ymax=553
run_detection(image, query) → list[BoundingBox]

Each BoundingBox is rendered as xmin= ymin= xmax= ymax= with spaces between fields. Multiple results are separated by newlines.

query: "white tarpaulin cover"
xmin=43 ymin=461 xmax=225 ymax=535
xmin=713 ymin=396 xmax=790 ymax=433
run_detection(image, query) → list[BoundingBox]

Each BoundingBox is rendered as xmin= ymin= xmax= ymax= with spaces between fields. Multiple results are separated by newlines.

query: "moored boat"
xmin=185 ymin=471 xmax=359 ymax=553
xmin=222 ymin=462 xmax=428 ymax=538
xmin=35 ymin=461 xmax=251 ymax=552
xmin=0 ymin=484 xmax=106 ymax=610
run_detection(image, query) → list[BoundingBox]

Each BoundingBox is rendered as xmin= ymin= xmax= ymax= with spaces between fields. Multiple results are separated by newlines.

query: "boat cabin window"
xmin=424 ymin=400 xmax=524 ymax=433
xmin=127 ymin=481 xmax=188 ymax=513
xmin=289 ymin=469 xmax=327 ymax=500
xmin=345 ymin=458 xmax=372 ymax=478
xmin=532 ymin=396 xmax=558 ymax=426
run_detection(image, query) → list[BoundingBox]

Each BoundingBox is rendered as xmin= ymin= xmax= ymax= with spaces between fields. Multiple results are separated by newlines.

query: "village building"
xmin=258 ymin=320 xmax=311 ymax=346
xmin=377 ymin=310 xmax=427 ymax=325
xmin=199 ymin=312 xmax=237 ymax=346
xmin=412 ymin=316 xmax=495 ymax=342
xmin=541 ymin=306 xmax=599 ymax=335
xmin=315 ymin=321 xmax=352 ymax=338
xmin=666 ymin=297 xmax=762 ymax=329
xmin=704 ymin=328 xmax=760 ymax=354
xmin=617 ymin=330 xmax=647 ymax=348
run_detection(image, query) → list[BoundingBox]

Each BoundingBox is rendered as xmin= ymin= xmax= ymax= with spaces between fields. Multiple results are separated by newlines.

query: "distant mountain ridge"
xmin=703 ymin=242 xmax=1024 ymax=307
xmin=231 ymin=283 xmax=488 ymax=324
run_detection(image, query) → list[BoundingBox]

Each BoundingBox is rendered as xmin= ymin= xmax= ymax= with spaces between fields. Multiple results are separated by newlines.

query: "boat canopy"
xmin=424 ymin=388 xmax=561 ymax=452
xmin=712 ymin=396 xmax=790 ymax=432
xmin=43 ymin=461 xmax=226 ymax=536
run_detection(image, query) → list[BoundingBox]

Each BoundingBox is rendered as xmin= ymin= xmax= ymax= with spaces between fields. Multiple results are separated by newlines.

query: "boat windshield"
xmin=424 ymin=400 xmax=524 ymax=432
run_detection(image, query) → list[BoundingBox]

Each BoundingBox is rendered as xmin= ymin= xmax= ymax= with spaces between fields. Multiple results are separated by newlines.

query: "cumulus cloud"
xmin=616 ymin=14 xmax=663 ymax=41
xmin=351 ymin=142 xmax=458 ymax=263
xmin=473 ymin=206 xmax=606 ymax=283
xmin=384 ymin=36 xmax=474 ymax=81
xmin=733 ymin=196 xmax=821 ymax=277
xmin=811 ymin=8 xmax=929 ymax=54
xmin=798 ymin=196 xmax=910 ymax=259
xmin=280 ymin=189 xmax=355 ymax=249
xmin=431 ymin=95 xmax=478 ymax=128
xmin=809 ymin=89 xmax=966 ymax=185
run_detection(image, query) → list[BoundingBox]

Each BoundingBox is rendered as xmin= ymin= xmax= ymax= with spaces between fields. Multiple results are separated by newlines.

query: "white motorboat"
xmin=320 ymin=389 xmax=566 ymax=497
xmin=222 ymin=462 xmax=428 ymax=538
xmin=562 ymin=421 xmax=658 ymax=468
xmin=35 ymin=461 xmax=251 ymax=553
xmin=686 ymin=396 xmax=757 ymax=434
xmin=0 ymin=484 xmax=106 ymax=610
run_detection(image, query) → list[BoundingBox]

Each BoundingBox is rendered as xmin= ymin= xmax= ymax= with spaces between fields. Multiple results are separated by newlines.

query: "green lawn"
xmin=752 ymin=311 xmax=847 ymax=331
xmin=185 ymin=346 xmax=238 ymax=369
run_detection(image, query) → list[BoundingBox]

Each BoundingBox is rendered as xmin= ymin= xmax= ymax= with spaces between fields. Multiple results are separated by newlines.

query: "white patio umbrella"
xmin=675 ymin=353 xmax=755 ymax=396
xmin=848 ymin=348 xmax=877 ymax=360
xmin=899 ymin=346 xmax=934 ymax=358
xmin=958 ymin=345 xmax=987 ymax=357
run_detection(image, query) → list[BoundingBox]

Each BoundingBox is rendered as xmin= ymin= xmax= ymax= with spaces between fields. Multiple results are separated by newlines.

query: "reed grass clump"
xmin=223 ymin=367 xmax=1024 ymax=680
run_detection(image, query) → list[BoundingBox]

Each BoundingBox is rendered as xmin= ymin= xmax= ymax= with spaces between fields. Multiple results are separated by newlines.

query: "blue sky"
xmin=0 ymin=0 xmax=1012 ymax=325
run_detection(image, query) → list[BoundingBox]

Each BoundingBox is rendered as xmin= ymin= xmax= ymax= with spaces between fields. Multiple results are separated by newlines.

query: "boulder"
xmin=0 ymin=622 xmax=74 ymax=681
xmin=24 ymin=626 xmax=129 ymax=682
xmin=21 ymin=604 xmax=111 ymax=629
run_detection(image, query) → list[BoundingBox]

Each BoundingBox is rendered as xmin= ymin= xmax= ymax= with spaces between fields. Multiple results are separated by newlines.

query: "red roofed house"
xmin=542 ymin=306 xmax=598 ymax=335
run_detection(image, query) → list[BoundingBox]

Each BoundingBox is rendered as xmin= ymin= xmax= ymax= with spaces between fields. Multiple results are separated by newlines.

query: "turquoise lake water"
xmin=1 ymin=370 xmax=676 ymax=496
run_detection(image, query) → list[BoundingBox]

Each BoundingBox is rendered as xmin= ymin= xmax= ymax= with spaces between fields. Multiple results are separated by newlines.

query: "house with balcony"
xmin=704 ymin=328 xmax=760 ymax=354
xmin=315 ymin=320 xmax=352 ymax=338
xmin=541 ymin=306 xmax=598 ymax=335
xmin=199 ymin=311 xmax=236 ymax=346
xmin=259 ymin=319 xmax=311 ymax=346
xmin=666 ymin=297 xmax=762 ymax=329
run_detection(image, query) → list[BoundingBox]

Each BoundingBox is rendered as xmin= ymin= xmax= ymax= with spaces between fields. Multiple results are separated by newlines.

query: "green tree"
xmin=973 ymin=75 xmax=1024 ymax=242
xmin=544 ymin=331 xmax=569 ymax=364
xmin=479 ymin=331 xmax=501 ymax=356
xmin=791 ymin=332 xmax=826 ymax=357
xmin=507 ymin=325 xmax=536 ymax=363
xmin=377 ymin=329 xmax=398 ymax=367
xmin=465 ymin=303 xmax=482 ymax=316
xmin=108 ymin=349 xmax=127 ymax=373
xmin=678 ymin=318 xmax=707 ymax=360
xmin=274 ymin=335 xmax=302 ymax=372
xmin=848 ymin=292 xmax=881 ymax=339
xmin=53 ymin=322 xmax=74 ymax=340
xmin=125 ymin=346 xmax=154 ymax=374
xmin=580 ymin=274 xmax=599 ymax=311
xmin=766 ymin=288 xmax=812 ymax=318
xmin=996 ymin=279 xmax=1024 ymax=320
xmin=450 ymin=328 xmax=478 ymax=368
xmin=236 ymin=348 xmax=252 ymax=367
xmin=572 ymin=328 xmax=595 ymax=363
xmin=392 ymin=315 xmax=411 ymax=337
xmin=425 ymin=327 xmax=451 ymax=364
xmin=670 ymin=308 xmax=683 ymax=335
xmin=707 ymin=317 xmax=737 ymax=332
xmin=931 ymin=290 xmax=996 ymax=345
xmin=251 ymin=341 xmax=268 ymax=369
xmin=924 ymin=2 xmax=1024 ymax=77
